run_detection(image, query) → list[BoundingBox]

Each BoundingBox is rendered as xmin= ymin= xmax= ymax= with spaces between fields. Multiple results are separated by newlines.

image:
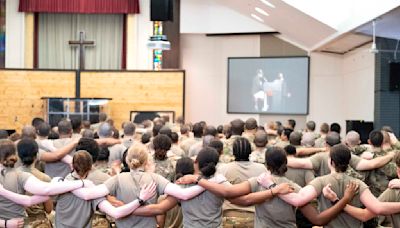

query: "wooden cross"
xmin=69 ymin=31 xmax=95 ymax=70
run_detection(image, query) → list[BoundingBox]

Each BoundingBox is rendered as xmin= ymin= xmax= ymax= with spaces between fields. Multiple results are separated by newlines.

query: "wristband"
xmin=332 ymin=199 xmax=340 ymax=205
xmin=270 ymin=188 xmax=275 ymax=197
xmin=138 ymin=197 xmax=146 ymax=206
xmin=4 ymin=219 xmax=7 ymax=228
xmin=195 ymin=176 xmax=203 ymax=185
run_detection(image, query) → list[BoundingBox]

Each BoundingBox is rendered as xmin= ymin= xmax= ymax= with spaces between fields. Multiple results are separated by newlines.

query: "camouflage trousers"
xmin=27 ymin=215 xmax=52 ymax=228
xmin=222 ymin=210 xmax=254 ymax=228
xmin=92 ymin=213 xmax=112 ymax=228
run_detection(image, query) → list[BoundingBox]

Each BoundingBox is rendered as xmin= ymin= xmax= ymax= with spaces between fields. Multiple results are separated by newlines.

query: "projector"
xmin=147 ymin=40 xmax=171 ymax=50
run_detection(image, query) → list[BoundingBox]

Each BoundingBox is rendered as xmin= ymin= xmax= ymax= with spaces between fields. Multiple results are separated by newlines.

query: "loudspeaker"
xmin=346 ymin=120 xmax=374 ymax=144
xmin=151 ymin=0 xmax=173 ymax=21
xmin=390 ymin=62 xmax=400 ymax=91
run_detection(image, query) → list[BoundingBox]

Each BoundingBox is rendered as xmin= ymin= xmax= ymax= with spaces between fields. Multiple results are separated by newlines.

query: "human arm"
xmin=61 ymin=154 xmax=73 ymax=168
xmin=71 ymin=183 xmax=110 ymax=201
xmin=98 ymin=182 xmax=156 ymax=219
xmin=96 ymin=138 xmax=122 ymax=147
xmin=360 ymin=188 xmax=400 ymax=215
xmin=23 ymin=175 xmax=87 ymax=196
xmin=0 ymin=218 xmax=24 ymax=228
xmin=286 ymin=156 xmax=313 ymax=170
xmin=296 ymin=147 xmax=325 ymax=157
xmin=38 ymin=140 xmax=77 ymax=162
xmin=228 ymin=183 xmax=294 ymax=206
xmin=0 ymin=184 xmax=49 ymax=206
xmin=133 ymin=196 xmax=178 ymax=216
xmin=302 ymin=181 xmax=359 ymax=225
xmin=355 ymin=152 xmax=394 ymax=171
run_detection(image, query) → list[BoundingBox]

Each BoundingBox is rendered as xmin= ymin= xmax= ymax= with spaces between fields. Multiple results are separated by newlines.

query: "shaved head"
xmin=345 ymin=131 xmax=360 ymax=147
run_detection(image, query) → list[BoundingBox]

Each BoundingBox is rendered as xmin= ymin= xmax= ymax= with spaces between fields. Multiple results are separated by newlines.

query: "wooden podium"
xmin=41 ymin=97 xmax=111 ymax=127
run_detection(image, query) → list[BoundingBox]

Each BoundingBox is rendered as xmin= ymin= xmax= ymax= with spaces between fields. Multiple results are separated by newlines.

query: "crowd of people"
xmin=1 ymin=113 xmax=400 ymax=228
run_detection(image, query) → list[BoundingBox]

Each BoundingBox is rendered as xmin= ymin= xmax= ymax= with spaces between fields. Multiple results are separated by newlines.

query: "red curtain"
xmin=19 ymin=0 xmax=140 ymax=14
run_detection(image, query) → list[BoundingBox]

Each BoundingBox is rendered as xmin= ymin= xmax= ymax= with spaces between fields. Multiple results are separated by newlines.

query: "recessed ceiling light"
xmin=260 ymin=0 xmax=275 ymax=8
xmin=251 ymin=13 xmax=264 ymax=22
xmin=255 ymin=7 xmax=269 ymax=16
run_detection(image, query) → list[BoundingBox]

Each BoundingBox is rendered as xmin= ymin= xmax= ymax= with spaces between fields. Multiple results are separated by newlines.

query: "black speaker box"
xmin=346 ymin=120 xmax=374 ymax=144
xmin=390 ymin=62 xmax=400 ymax=91
xmin=151 ymin=0 xmax=173 ymax=21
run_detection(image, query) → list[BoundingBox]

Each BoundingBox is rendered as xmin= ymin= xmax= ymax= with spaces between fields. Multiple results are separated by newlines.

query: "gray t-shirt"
xmin=285 ymin=167 xmax=315 ymax=187
xmin=181 ymin=180 xmax=230 ymax=228
xmin=55 ymin=173 xmax=105 ymax=228
xmin=310 ymin=152 xmax=361 ymax=176
xmin=308 ymin=173 xmax=368 ymax=228
xmin=108 ymin=144 xmax=127 ymax=165
xmin=104 ymin=170 xmax=170 ymax=228
xmin=248 ymin=175 xmax=301 ymax=228
xmin=0 ymin=168 xmax=31 ymax=219
xmin=86 ymin=168 xmax=110 ymax=186
xmin=42 ymin=138 xmax=74 ymax=178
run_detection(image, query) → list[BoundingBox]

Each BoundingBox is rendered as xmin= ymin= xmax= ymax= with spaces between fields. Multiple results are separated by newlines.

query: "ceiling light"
xmin=255 ymin=7 xmax=269 ymax=16
xmin=260 ymin=0 xmax=275 ymax=8
xmin=251 ymin=13 xmax=264 ymax=22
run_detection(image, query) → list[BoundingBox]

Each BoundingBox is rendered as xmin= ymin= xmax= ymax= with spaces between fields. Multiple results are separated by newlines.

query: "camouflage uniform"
xmin=154 ymin=158 xmax=175 ymax=181
xmin=222 ymin=135 xmax=241 ymax=163
xmin=350 ymin=145 xmax=369 ymax=156
xmin=249 ymin=149 xmax=266 ymax=164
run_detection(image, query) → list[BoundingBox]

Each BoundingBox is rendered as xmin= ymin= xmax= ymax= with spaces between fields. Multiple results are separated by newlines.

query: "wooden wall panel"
xmin=81 ymin=71 xmax=184 ymax=128
xmin=0 ymin=70 xmax=75 ymax=131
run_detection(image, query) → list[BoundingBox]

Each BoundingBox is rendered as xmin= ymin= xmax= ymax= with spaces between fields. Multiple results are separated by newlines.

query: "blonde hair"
xmin=126 ymin=144 xmax=149 ymax=169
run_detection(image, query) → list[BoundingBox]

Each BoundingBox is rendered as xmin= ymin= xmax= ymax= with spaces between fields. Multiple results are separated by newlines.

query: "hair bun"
xmin=130 ymin=158 xmax=141 ymax=169
xmin=200 ymin=162 xmax=216 ymax=177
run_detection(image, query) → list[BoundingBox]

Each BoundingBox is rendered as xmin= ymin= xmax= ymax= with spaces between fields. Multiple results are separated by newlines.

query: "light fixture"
xmin=260 ymin=0 xmax=275 ymax=8
xmin=251 ymin=13 xmax=264 ymax=22
xmin=255 ymin=7 xmax=269 ymax=16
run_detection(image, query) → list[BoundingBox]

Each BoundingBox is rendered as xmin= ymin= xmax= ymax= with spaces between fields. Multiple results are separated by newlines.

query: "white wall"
xmin=6 ymin=0 xmax=25 ymax=68
xmin=308 ymin=52 xmax=345 ymax=132
xmin=342 ymin=46 xmax=375 ymax=121
xmin=180 ymin=0 xmax=274 ymax=34
xmin=180 ymin=34 xmax=261 ymax=125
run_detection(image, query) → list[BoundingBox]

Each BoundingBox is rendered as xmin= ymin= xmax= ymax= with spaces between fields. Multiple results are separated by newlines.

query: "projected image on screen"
xmin=228 ymin=57 xmax=309 ymax=114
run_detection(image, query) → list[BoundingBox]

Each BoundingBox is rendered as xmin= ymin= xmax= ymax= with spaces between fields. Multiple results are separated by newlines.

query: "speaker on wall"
xmin=390 ymin=62 xmax=400 ymax=91
xmin=346 ymin=120 xmax=374 ymax=144
xmin=151 ymin=0 xmax=173 ymax=21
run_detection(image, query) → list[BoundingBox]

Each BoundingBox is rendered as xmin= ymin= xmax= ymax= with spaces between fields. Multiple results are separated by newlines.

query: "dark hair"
xmin=175 ymin=157 xmax=195 ymax=180
xmin=58 ymin=120 xmax=72 ymax=135
xmin=112 ymin=127 xmax=119 ymax=139
xmin=233 ymin=137 xmax=252 ymax=161
xmin=153 ymin=134 xmax=172 ymax=161
xmin=192 ymin=123 xmax=203 ymax=138
xmin=48 ymin=130 xmax=59 ymax=140
xmin=159 ymin=126 xmax=172 ymax=138
xmin=141 ymin=133 xmax=151 ymax=144
xmin=265 ymin=147 xmax=287 ymax=176
xmin=82 ymin=129 xmax=94 ymax=138
xmin=71 ymin=118 xmax=82 ymax=133
xmin=17 ymin=138 xmax=38 ymax=166
xmin=287 ymin=119 xmax=296 ymax=129
xmin=196 ymin=147 xmax=219 ymax=178
xmin=123 ymin=122 xmax=136 ymax=136
xmin=330 ymin=144 xmax=351 ymax=172
xmin=245 ymin=118 xmax=258 ymax=130
xmin=76 ymin=138 xmax=100 ymax=162
xmin=37 ymin=123 xmax=51 ymax=137
xmin=230 ymin=119 xmax=245 ymax=136
xmin=326 ymin=132 xmax=341 ymax=147
xmin=152 ymin=123 xmax=163 ymax=137
xmin=180 ymin=125 xmax=190 ymax=135
xmin=120 ymin=149 xmax=130 ymax=173
xmin=204 ymin=126 xmax=217 ymax=137
xmin=209 ymin=139 xmax=223 ymax=155
xmin=0 ymin=130 xmax=8 ymax=139
xmin=276 ymin=126 xmax=284 ymax=137
xmin=73 ymin=151 xmax=93 ymax=177
xmin=306 ymin=121 xmax=316 ymax=131
xmin=282 ymin=128 xmax=293 ymax=140
xmin=0 ymin=140 xmax=17 ymax=168
xmin=170 ymin=132 xmax=179 ymax=144
xmin=289 ymin=132 xmax=302 ymax=146
xmin=254 ymin=130 xmax=268 ymax=147
xmin=330 ymin=123 xmax=341 ymax=134
xmin=369 ymin=130 xmax=383 ymax=147
xmin=99 ymin=113 xmax=108 ymax=122
xmin=284 ymin=145 xmax=297 ymax=155
xmin=320 ymin=123 xmax=329 ymax=134
xmin=217 ymin=125 xmax=224 ymax=134
xmin=98 ymin=147 xmax=110 ymax=162
xmin=82 ymin=120 xmax=91 ymax=129
xmin=31 ymin=117 xmax=45 ymax=130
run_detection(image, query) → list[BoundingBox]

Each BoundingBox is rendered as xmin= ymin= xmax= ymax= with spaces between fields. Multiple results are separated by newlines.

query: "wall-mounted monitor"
xmin=227 ymin=56 xmax=309 ymax=115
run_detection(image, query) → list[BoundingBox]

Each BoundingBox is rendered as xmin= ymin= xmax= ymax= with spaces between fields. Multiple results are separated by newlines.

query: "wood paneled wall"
xmin=81 ymin=71 xmax=184 ymax=128
xmin=0 ymin=70 xmax=75 ymax=131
